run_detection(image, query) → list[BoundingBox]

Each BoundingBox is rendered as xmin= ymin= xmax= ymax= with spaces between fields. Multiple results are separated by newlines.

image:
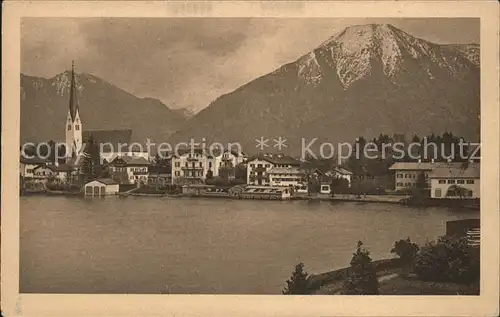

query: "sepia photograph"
xmin=2 ymin=1 xmax=499 ymax=317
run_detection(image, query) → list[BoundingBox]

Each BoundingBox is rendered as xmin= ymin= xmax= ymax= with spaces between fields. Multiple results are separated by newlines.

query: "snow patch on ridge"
xmin=52 ymin=71 xmax=84 ymax=96
xmin=297 ymin=51 xmax=323 ymax=86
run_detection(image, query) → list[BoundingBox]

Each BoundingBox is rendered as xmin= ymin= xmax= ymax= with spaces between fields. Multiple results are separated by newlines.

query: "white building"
xmin=109 ymin=156 xmax=151 ymax=185
xmin=20 ymin=157 xmax=47 ymax=179
xmin=388 ymin=162 xmax=436 ymax=191
xmin=84 ymin=178 xmax=119 ymax=196
xmin=171 ymin=148 xmax=217 ymax=184
xmin=267 ymin=167 xmax=306 ymax=187
xmin=326 ymin=167 xmax=354 ymax=187
xmin=171 ymin=148 xmax=246 ymax=184
xmin=246 ymin=154 xmax=301 ymax=186
xmin=429 ymin=163 xmax=480 ymax=199
xmin=32 ymin=163 xmax=76 ymax=182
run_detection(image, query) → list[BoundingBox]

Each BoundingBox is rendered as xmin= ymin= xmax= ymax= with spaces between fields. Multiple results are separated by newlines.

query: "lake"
xmin=20 ymin=196 xmax=478 ymax=294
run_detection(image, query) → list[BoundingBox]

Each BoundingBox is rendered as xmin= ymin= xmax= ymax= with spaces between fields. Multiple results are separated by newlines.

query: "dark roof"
xmin=87 ymin=178 xmax=119 ymax=185
xmin=46 ymin=164 xmax=75 ymax=172
xmin=246 ymin=154 xmax=300 ymax=166
xmin=429 ymin=163 xmax=480 ymax=179
xmin=20 ymin=156 xmax=47 ymax=165
xmin=110 ymin=155 xmax=150 ymax=166
xmin=68 ymin=64 xmax=80 ymax=121
xmin=174 ymin=147 xmax=206 ymax=157
xmin=389 ymin=162 xmax=437 ymax=171
xmin=83 ymin=129 xmax=133 ymax=153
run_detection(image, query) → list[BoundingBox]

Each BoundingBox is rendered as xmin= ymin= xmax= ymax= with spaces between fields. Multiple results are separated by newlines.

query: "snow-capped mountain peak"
xmin=297 ymin=23 xmax=478 ymax=88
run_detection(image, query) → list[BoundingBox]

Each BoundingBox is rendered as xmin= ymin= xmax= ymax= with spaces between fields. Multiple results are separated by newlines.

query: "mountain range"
xmin=20 ymin=72 xmax=189 ymax=144
xmin=21 ymin=24 xmax=480 ymax=155
xmin=167 ymin=23 xmax=480 ymax=154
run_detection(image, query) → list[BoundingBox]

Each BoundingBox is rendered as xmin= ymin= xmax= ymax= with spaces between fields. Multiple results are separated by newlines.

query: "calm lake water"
xmin=20 ymin=196 xmax=478 ymax=294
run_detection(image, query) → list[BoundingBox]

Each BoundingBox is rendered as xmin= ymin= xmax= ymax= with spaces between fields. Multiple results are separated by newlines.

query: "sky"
xmin=21 ymin=18 xmax=479 ymax=112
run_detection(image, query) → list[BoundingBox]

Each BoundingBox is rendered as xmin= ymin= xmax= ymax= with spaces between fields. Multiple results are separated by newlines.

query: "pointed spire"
xmin=68 ymin=60 xmax=79 ymax=122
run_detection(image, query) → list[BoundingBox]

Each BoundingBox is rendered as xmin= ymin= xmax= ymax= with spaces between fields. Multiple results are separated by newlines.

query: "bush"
xmin=391 ymin=237 xmax=419 ymax=265
xmin=283 ymin=262 xmax=309 ymax=294
xmin=342 ymin=241 xmax=379 ymax=295
xmin=414 ymin=236 xmax=479 ymax=284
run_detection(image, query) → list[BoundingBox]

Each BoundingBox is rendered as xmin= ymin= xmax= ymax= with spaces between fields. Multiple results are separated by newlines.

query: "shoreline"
xmin=21 ymin=190 xmax=480 ymax=209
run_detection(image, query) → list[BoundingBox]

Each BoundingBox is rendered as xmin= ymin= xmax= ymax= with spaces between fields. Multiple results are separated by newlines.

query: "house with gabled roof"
xmin=20 ymin=156 xmax=49 ymax=179
xmin=429 ymin=163 xmax=480 ymax=199
xmin=32 ymin=163 xmax=76 ymax=182
xmin=325 ymin=166 xmax=354 ymax=187
xmin=108 ymin=155 xmax=151 ymax=185
xmin=245 ymin=153 xmax=301 ymax=186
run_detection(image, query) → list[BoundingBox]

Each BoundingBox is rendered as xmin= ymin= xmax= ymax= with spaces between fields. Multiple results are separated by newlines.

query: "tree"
xmin=300 ymin=156 xmax=321 ymax=196
xmin=415 ymin=171 xmax=427 ymax=190
xmin=342 ymin=241 xmax=379 ymax=295
xmin=391 ymin=237 xmax=419 ymax=271
xmin=81 ymin=134 xmax=102 ymax=181
xmin=234 ymin=163 xmax=247 ymax=183
xmin=206 ymin=169 xmax=214 ymax=180
xmin=330 ymin=177 xmax=349 ymax=194
xmin=282 ymin=262 xmax=309 ymax=295
xmin=219 ymin=159 xmax=234 ymax=183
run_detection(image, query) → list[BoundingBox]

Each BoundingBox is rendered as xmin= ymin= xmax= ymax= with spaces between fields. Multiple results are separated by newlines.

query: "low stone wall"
xmin=306 ymin=258 xmax=402 ymax=292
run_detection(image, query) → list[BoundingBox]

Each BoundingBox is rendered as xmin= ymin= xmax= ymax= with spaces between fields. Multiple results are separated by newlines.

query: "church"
xmin=65 ymin=62 xmax=149 ymax=166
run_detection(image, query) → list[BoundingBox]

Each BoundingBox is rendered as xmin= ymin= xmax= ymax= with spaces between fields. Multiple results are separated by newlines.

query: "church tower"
xmin=65 ymin=61 xmax=83 ymax=159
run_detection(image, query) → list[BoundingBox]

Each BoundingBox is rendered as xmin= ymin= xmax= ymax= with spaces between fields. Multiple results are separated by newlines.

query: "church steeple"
xmin=68 ymin=60 xmax=79 ymax=122
xmin=65 ymin=60 xmax=83 ymax=160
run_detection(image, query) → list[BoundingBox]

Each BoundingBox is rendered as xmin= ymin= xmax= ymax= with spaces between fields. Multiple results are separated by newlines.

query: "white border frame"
xmin=2 ymin=1 xmax=499 ymax=316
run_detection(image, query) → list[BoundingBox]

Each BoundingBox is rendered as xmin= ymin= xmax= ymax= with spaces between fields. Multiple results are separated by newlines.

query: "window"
xmin=175 ymin=162 xmax=180 ymax=167
xmin=265 ymin=164 xmax=270 ymax=168
xmin=250 ymin=164 xmax=255 ymax=168
xmin=185 ymin=162 xmax=188 ymax=168
xmin=67 ymin=124 xmax=71 ymax=130
xmin=447 ymin=180 xmax=455 ymax=184
xmin=75 ymin=125 xmax=80 ymax=130
xmin=457 ymin=180 xmax=465 ymax=184
xmin=199 ymin=162 xmax=202 ymax=167
xmin=438 ymin=180 xmax=446 ymax=184
xmin=209 ymin=162 xmax=212 ymax=168
xmin=466 ymin=180 xmax=475 ymax=184
xmin=435 ymin=188 xmax=442 ymax=198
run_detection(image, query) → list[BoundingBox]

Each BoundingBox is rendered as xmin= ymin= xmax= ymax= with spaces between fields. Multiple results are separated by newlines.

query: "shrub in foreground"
xmin=283 ymin=262 xmax=309 ymax=294
xmin=342 ymin=241 xmax=379 ymax=295
xmin=391 ymin=237 xmax=419 ymax=271
xmin=414 ymin=236 xmax=479 ymax=284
